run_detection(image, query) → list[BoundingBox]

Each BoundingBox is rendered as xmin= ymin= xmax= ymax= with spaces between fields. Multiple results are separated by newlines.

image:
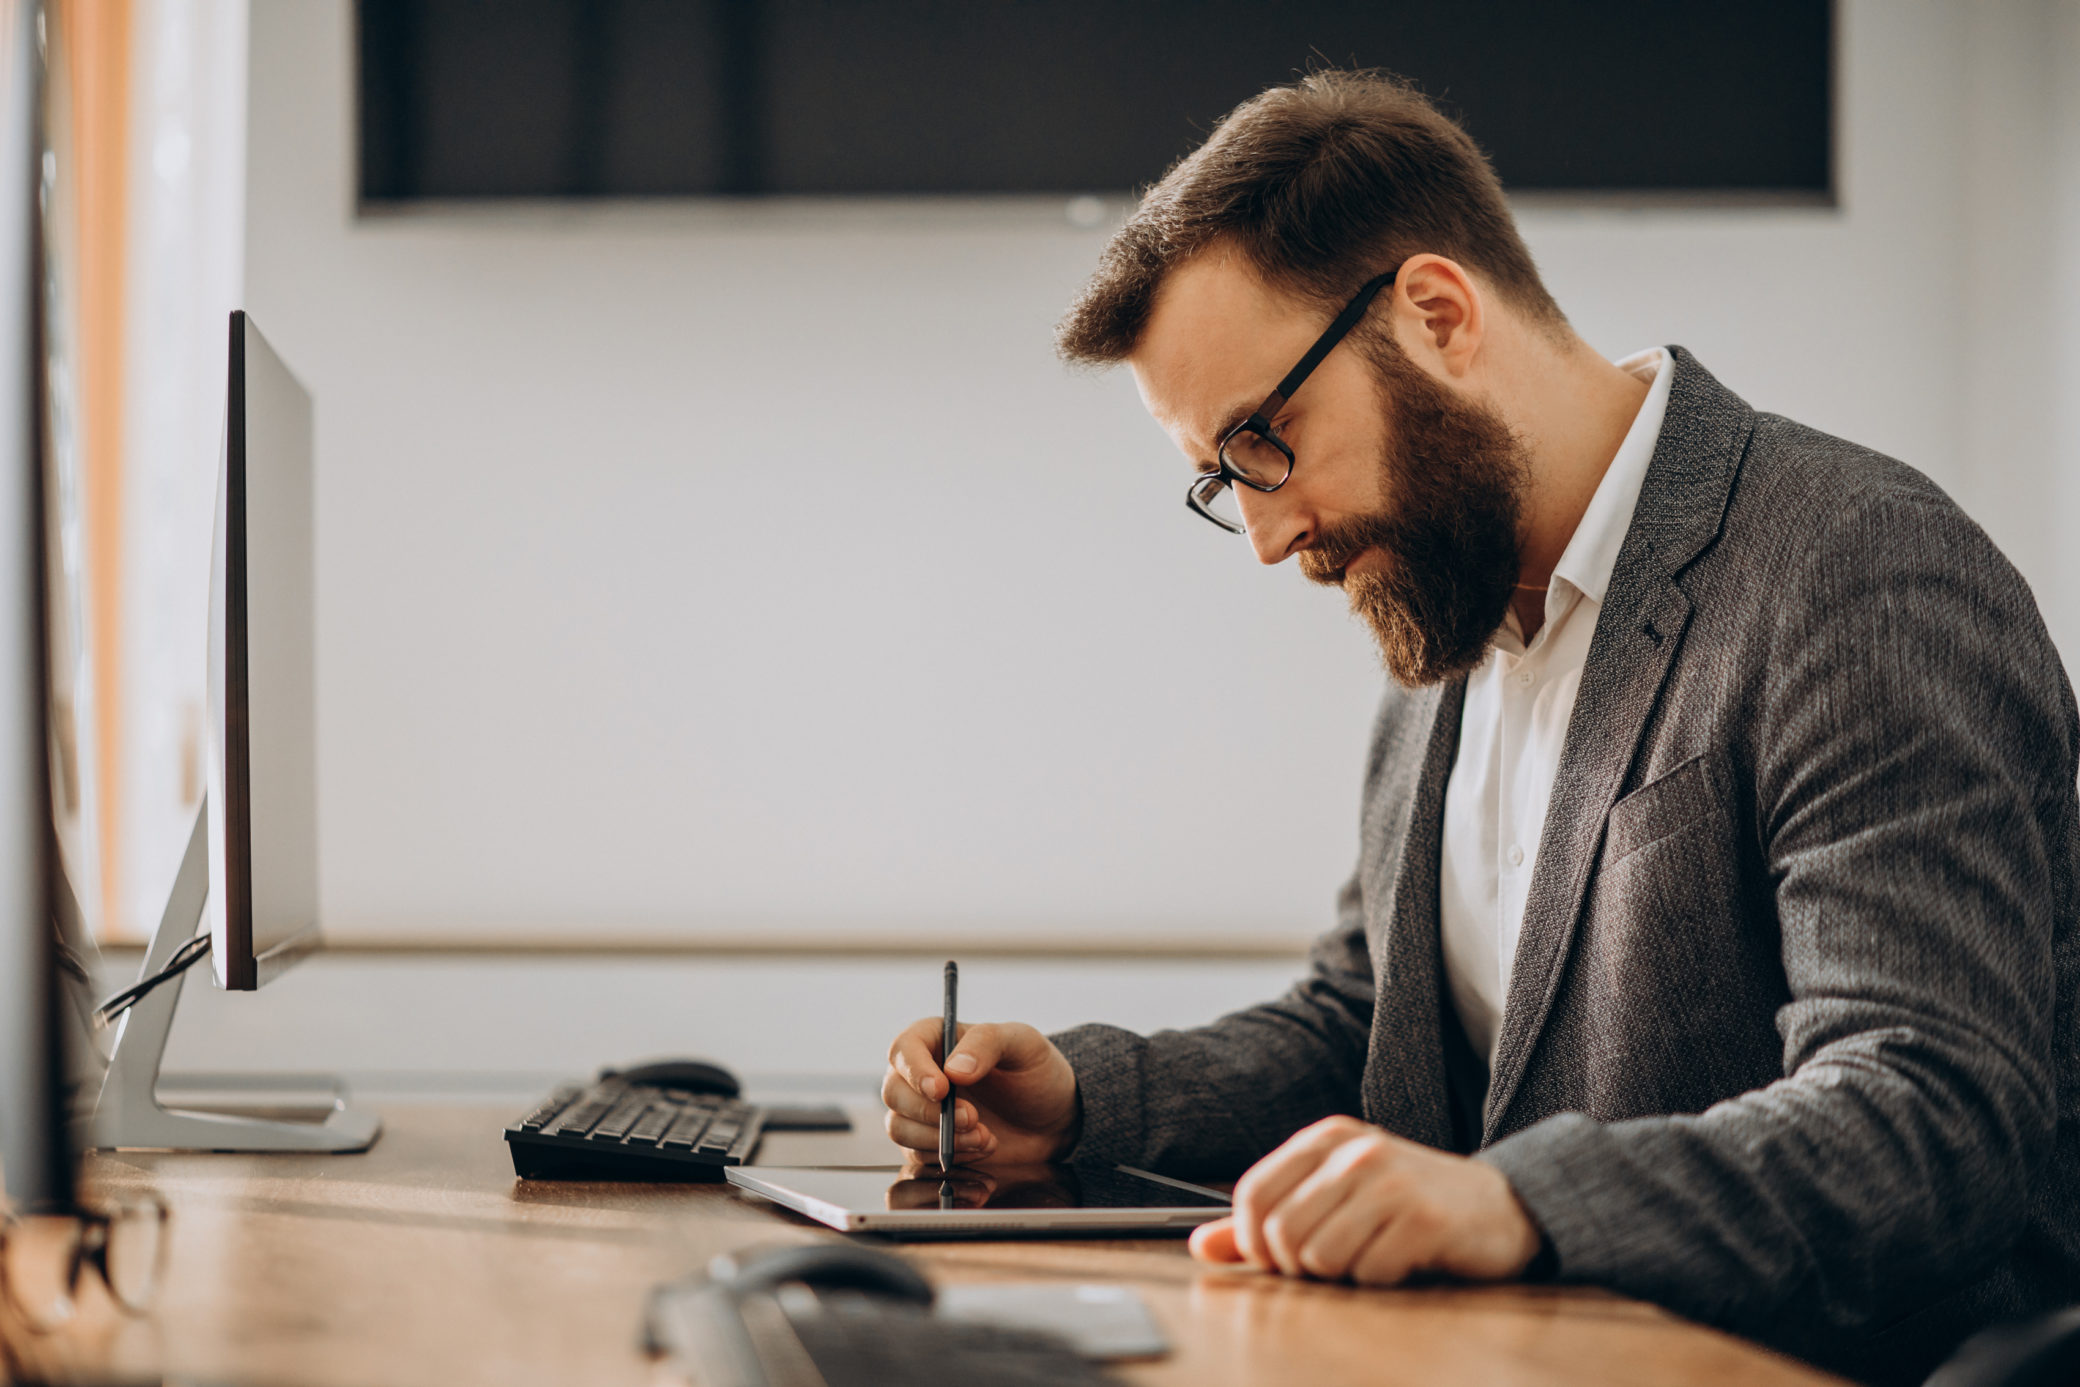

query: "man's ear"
xmin=1388 ymin=254 xmax=1483 ymax=378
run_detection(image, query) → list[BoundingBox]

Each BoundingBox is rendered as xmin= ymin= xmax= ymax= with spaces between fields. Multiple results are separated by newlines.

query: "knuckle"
xmin=1297 ymin=1244 xmax=1340 ymax=1280
xmin=1351 ymin=1238 xmax=1404 ymax=1284
xmin=1351 ymin=1256 xmax=1396 ymax=1286
xmin=1341 ymin=1137 xmax=1391 ymax=1174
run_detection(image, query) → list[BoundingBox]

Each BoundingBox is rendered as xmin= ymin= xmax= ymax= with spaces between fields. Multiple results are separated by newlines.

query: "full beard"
xmin=1296 ymin=341 xmax=1529 ymax=687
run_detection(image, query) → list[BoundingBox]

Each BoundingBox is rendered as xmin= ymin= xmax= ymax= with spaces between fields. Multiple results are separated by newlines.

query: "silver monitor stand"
xmin=86 ymin=802 xmax=380 ymax=1153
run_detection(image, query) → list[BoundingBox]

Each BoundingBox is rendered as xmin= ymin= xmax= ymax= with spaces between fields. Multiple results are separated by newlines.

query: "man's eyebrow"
xmin=1208 ymin=396 xmax=1267 ymax=447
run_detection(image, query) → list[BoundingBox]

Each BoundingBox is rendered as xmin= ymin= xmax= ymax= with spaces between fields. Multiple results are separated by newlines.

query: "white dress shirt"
xmin=1438 ymin=348 xmax=1674 ymax=1076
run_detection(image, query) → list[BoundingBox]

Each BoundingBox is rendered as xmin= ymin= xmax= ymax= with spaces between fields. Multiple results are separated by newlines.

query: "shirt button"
xmin=1506 ymin=844 xmax=1525 ymax=868
xmin=1517 ymin=670 xmax=1535 ymax=686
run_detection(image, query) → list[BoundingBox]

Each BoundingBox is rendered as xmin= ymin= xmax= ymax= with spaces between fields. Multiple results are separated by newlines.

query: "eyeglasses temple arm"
xmin=1269 ymin=270 xmax=1398 ymax=404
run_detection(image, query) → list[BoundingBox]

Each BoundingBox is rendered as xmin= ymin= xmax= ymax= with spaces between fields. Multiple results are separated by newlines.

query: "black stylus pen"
xmin=940 ymin=960 xmax=959 ymax=1172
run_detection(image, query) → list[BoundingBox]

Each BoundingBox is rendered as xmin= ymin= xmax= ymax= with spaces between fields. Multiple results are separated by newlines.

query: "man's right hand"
xmin=880 ymin=1018 xmax=1080 ymax=1166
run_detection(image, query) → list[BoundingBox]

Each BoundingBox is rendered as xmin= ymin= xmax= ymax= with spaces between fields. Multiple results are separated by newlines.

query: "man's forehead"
xmin=1130 ymin=254 xmax=1325 ymax=454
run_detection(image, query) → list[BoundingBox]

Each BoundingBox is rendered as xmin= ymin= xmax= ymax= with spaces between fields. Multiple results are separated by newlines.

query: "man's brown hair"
xmin=1056 ymin=69 xmax=1563 ymax=364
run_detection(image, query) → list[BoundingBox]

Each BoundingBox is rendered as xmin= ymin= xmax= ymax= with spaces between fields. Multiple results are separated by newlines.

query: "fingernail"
xmin=947 ymin=1055 xmax=976 ymax=1076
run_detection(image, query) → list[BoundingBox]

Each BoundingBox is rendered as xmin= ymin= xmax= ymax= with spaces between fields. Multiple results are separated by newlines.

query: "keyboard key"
xmin=517 ymin=1085 xmax=581 ymax=1131
xmin=553 ymin=1101 xmax=611 ymax=1137
xmin=590 ymin=1096 xmax=650 ymax=1142
xmin=626 ymin=1106 xmax=673 ymax=1145
xmin=659 ymin=1111 xmax=713 ymax=1150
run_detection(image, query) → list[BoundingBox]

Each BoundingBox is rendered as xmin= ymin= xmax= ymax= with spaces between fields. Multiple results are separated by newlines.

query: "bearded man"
xmin=877 ymin=70 xmax=2080 ymax=1384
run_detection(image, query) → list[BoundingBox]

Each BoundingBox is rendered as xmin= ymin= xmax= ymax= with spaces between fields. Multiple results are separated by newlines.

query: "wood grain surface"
xmin=7 ymin=1105 xmax=1846 ymax=1386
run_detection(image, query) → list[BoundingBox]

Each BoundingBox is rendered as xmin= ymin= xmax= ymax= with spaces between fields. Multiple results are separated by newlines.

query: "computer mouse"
xmin=605 ymin=1057 xmax=741 ymax=1097
xmin=709 ymin=1241 xmax=936 ymax=1307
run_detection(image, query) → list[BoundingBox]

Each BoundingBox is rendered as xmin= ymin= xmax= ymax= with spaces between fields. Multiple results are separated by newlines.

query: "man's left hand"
xmin=1189 ymin=1116 xmax=1544 ymax=1283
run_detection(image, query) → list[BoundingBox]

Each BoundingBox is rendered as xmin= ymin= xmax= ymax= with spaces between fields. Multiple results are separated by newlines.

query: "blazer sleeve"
xmin=1480 ymin=483 xmax=2080 ymax=1356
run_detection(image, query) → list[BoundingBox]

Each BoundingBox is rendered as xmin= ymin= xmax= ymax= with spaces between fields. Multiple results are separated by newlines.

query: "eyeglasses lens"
xmin=102 ymin=1201 xmax=168 ymax=1312
xmin=1220 ymin=427 xmax=1292 ymax=488
xmin=1191 ymin=474 xmax=1246 ymax=532
xmin=1 ymin=1216 xmax=83 ymax=1331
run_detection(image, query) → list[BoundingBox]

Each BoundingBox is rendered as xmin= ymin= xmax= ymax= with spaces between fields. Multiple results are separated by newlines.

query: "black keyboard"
xmin=504 ymin=1077 xmax=767 ymax=1180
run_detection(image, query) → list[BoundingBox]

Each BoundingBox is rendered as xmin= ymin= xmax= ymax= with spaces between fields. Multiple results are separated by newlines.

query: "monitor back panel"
xmin=0 ymin=0 xmax=67 ymax=1209
xmin=208 ymin=312 xmax=317 ymax=989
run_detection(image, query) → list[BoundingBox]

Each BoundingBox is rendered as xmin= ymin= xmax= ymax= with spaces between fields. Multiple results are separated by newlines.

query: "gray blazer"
xmin=1052 ymin=349 xmax=2080 ymax=1385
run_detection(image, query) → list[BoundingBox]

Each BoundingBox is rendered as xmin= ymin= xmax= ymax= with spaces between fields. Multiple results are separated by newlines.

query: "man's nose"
xmin=1238 ymin=488 xmax=1311 ymax=565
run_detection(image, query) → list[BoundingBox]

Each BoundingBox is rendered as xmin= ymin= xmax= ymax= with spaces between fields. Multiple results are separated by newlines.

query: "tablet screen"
xmin=751 ymin=1163 xmax=1229 ymax=1214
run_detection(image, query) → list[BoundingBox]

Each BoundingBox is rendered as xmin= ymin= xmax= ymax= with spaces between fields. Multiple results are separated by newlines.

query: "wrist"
xmin=1499 ymin=1183 xmax=1546 ymax=1278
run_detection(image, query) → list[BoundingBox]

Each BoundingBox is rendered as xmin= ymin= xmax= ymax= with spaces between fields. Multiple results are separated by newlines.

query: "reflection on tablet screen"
xmin=873 ymin=1162 xmax=1229 ymax=1212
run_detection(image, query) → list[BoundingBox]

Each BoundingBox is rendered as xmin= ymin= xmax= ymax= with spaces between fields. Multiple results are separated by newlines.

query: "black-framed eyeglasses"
xmin=1186 ymin=270 xmax=1398 ymax=534
xmin=0 ymin=1195 xmax=170 ymax=1333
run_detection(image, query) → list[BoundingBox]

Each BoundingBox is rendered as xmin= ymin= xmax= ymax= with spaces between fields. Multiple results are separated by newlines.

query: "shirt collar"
xmin=1545 ymin=348 xmax=1674 ymax=611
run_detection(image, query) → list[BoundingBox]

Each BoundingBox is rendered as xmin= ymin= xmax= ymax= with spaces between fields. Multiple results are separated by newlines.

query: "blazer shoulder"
xmin=1717 ymin=412 xmax=2008 ymax=585
xmin=1730 ymin=414 xmax=2062 ymax=681
xmin=1739 ymin=412 xmax=1958 ymax=525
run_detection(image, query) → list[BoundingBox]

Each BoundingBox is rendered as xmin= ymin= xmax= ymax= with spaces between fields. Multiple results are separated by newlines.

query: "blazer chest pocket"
xmin=1604 ymin=755 xmax=1722 ymax=863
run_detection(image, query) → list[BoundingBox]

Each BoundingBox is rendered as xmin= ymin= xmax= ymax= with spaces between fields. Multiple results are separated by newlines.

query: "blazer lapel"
xmin=1480 ymin=348 xmax=1756 ymax=1137
xmin=1361 ymin=675 xmax=1465 ymax=1151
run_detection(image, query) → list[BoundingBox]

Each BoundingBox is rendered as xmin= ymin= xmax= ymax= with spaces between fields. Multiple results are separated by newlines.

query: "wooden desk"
xmin=35 ymin=1105 xmax=1843 ymax=1386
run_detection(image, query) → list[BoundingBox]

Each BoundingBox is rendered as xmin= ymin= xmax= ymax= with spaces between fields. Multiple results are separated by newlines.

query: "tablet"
xmin=724 ymin=1162 xmax=1231 ymax=1237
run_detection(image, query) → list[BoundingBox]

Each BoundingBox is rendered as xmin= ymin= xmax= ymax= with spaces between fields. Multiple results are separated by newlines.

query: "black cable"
xmin=50 ymin=933 xmax=90 ymax=985
xmin=94 ymin=934 xmax=212 ymax=1025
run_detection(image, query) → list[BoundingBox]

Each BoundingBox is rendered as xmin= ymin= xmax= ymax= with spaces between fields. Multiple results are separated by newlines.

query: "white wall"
xmin=223 ymin=0 xmax=2080 ymax=954
xmin=117 ymin=0 xmax=247 ymax=940
xmin=250 ymin=0 xmax=1385 ymax=949
xmin=2051 ymin=1 xmax=2080 ymax=662
xmin=135 ymin=949 xmax=1307 ymax=1101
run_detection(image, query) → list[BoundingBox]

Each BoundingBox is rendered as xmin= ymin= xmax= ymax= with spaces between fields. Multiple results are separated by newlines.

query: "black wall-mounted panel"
xmin=357 ymin=0 xmax=1832 ymax=201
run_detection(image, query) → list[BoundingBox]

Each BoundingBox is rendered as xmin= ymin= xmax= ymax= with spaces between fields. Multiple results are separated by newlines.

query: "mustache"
xmin=1297 ymin=517 xmax=1396 ymax=587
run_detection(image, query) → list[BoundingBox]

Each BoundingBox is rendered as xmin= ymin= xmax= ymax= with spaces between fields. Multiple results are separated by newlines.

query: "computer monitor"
xmin=0 ymin=0 xmax=70 ymax=1213
xmin=206 ymin=311 xmax=319 ymax=991
xmin=86 ymin=308 xmax=377 ymax=1153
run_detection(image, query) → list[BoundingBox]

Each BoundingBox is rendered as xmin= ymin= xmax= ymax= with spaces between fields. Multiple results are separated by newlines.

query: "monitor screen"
xmin=206 ymin=312 xmax=319 ymax=991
